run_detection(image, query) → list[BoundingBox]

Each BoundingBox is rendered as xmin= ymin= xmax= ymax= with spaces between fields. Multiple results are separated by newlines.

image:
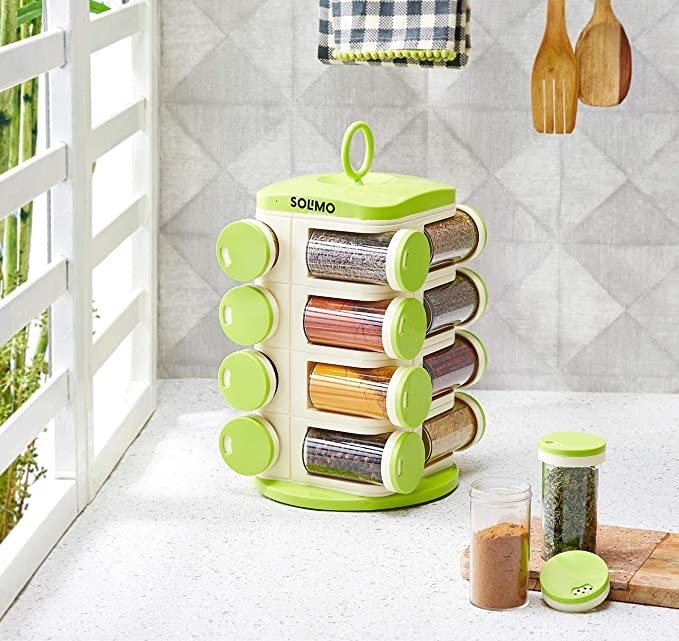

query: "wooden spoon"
xmin=576 ymin=0 xmax=632 ymax=106
xmin=531 ymin=0 xmax=579 ymax=134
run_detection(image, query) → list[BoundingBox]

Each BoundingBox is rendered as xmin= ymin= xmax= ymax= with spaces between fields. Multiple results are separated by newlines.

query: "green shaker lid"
xmin=219 ymin=285 xmax=278 ymax=346
xmin=219 ymin=415 xmax=279 ymax=476
xmin=538 ymin=432 xmax=606 ymax=466
xmin=256 ymin=122 xmax=455 ymax=221
xmin=387 ymin=365 xmax=433 ymax=429
xmin=386 ymin=229 xmax=431 ymax=292
xmin=540 ymin=551 xmax=610 ymax=612
xmin=384 ymin=430 xmax=425 ymax=494
xmin=216 ymin=220 xmax=277 ymax=282
xmin=383 ymin=297 xmax=427 ymax=360
xmin=218 ymin=350 xmax=277 ymax=411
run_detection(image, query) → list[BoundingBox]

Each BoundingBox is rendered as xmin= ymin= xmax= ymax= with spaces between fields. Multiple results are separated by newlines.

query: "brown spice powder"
xmin=471 ymin=522 xmax=529 ymax=610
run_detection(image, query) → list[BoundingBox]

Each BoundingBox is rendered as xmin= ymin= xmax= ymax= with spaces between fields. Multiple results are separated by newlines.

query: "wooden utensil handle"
xmin=546 ymin=0 xmax=567 ymax=30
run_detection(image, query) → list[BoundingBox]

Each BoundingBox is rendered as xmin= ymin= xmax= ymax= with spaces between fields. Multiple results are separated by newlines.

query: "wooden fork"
xmin=531 ymin=0 xmax=579 ymax=134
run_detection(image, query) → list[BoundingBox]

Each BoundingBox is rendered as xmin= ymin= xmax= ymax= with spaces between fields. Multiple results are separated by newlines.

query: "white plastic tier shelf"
xmin=0 ymin=379 xmax=677 ymax=640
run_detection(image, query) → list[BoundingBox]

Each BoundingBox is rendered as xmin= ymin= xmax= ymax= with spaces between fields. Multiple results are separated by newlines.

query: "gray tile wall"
xmin=159 ymin=0 xmax=679 ymax=392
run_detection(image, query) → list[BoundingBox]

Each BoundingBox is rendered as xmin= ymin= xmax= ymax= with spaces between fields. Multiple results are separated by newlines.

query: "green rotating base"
xmin=253 ymin=464 xmax=458 ymax=511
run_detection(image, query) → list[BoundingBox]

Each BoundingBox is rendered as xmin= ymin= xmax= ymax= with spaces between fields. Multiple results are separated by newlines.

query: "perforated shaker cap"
xmin=540 ymin=551 xmax=610 ymax=613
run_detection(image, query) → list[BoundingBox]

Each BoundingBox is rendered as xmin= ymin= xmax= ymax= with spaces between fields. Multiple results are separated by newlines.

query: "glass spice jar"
xmin=470 ymin=478 xmax=532 ymax=610
xmin=303 ymin=295 xmax=427 ymax=360
xmin=306 ymin=228 xmax=431 ymax=292
xmin=308 ymin=363 xmax=432 ymax=429
xmin=423 ymin=268 xmax=488 ymax=336
xmin=424 ymin=205 xmax=487 ymax=269
xmin=215 ymin=219 xmax=278 ymax=282
xmin=303 ymin=427 xmax=425 ymax=494
xmin=422 ymin=330 xmax=487 ymax=397
xmin=422 ymin=392 xmax=485 ymax=465
xmin=538 ymin=432 xmax=606 ymax=560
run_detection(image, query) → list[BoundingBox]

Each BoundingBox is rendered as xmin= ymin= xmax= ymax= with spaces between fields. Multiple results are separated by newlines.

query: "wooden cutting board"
xmin=460 ymin=518 xmax=678 ymax=609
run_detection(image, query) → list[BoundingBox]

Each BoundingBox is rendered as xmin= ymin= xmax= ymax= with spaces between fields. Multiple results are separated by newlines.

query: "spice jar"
xmin=303 ymin=295 xmax=427 ymax=360
xmin=217 ymin=349 xmax=277 ymax=411
xmin=423 ymin=268 xmax=488 ymax=335
xmin=422 ymin=330 xmax=487 ymax=396
xmin=216 ymin=219 xmax=278 ymax=282
xmin=538 ymin=432 xmax=606 ymax=560
xmin=306 ymin=228 xmax=431 ymax=292
xmin=219 ymin=415 xmax=280 ymax=477
xmin=470 ymin=478 xmax=532 ymax=610
xmin=422 ymin=392 xmax=485 ymax=465
xmin=424 ymin=205 xmax=487 ymax=269
xmin=219 ymin=284 xmax=279 ymax=346
xmin=303 ymin=427 xmax=425 ymax=494
xmin=308 ymin=363 xmax=432 ymax=429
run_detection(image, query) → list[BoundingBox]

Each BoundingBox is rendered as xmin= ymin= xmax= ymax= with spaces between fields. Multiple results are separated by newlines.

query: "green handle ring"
xmin=341 ymin=121 xmax=374 ymax=183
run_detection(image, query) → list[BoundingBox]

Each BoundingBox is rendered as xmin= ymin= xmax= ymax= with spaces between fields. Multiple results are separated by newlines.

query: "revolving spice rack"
xmin=215 ymin=122 xmax=489 ymax=511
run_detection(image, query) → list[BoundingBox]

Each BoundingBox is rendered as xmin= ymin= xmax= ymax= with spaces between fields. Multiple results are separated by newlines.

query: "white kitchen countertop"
xmin=1 ymin=379 xmax=677 ymax=640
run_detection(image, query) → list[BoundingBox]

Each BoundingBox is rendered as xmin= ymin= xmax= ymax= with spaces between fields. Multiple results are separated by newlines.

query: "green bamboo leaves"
xmin=17 ymin=1 xmax=109 ymax=28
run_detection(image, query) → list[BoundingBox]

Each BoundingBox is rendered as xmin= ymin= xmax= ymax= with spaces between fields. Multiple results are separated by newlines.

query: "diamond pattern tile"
xmin=493 ymin=247 xmax=559 ymax=369
xmin=160 ymin=0 xmax=225 ymax=96
xmin=159 ymin=0 xmax=679 ymax=393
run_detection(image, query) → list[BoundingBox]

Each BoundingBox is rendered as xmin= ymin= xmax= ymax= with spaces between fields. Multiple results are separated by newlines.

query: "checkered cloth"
xmin=319 ymin=0 xmax=471 ymax=68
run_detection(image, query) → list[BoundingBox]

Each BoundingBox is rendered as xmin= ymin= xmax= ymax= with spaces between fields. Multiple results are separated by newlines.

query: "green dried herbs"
xmin=542 ymin=464 xmax=598 ymax=559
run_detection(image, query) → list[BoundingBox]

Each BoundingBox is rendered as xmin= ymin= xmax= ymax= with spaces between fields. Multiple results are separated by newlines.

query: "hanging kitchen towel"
xmin=318 ymin=0 xmax=471 ymax=68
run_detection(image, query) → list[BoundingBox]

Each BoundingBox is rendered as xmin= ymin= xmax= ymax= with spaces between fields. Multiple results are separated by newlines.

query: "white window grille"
xmin=0 ymin=0 xmax=158 ymax=616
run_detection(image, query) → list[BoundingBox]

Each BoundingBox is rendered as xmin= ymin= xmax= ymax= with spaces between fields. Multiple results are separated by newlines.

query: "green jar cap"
xmin=538 ymin=432 xmax=606 ymax=466
xmin=386 ymin=229 xmax=431 ymax=293
xmin=383 ymin=297 xmax=427 ymax=360
xmin=219 ymin=285 xmax=278 ymax=346
xmin=540 ymin=551 xmax=610 ymax=612
xmin=218 ymin=350 xmax=277 ymax=411
xmin=215 ymin=220 xmax=277 ymax=282
xmin=387 ymin=365 xmax=432 ymax=429
xmin=384 ymin=430 xmax=425 ymax=494
xmin=219 ymin=415 xmax=279 ymax=476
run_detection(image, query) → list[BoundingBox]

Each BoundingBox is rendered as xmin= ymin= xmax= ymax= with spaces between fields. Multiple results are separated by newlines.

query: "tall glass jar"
xmin=538 ymin=432 xmax=606 ymax=560
xmin=469 ymin=478 xmax=532 ymax=610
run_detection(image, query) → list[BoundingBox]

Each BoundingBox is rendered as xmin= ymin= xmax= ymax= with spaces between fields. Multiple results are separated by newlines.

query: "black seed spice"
xmin=425 ymin=210 xmax=479 ymax=268
xmin=303 ymin=427 xmax=389 ymax=485
xmin=306 ymin=229 xmax=392 ymax=285
xmin=542 ymin=464 xmax=598 ymax=559
xmin=424 ymin=272 xmax=480 ymax=335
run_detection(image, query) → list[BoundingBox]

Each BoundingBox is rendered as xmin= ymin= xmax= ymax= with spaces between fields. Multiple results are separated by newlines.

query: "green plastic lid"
xmin=219 ymin=415 xmax=278 ymax=476
xmin=386 ymin=430 xmax=425 ymax=494
xmin=256 ymin=122 xmax=455 ymax=221
xmin=538 ymin=432 xmax=606 ymax=465
xmin=383 ymin=297 xmax=427 ymax=360
xmin=386 ymin=229 xmax=431 ymax=292
xmin=219 ymin=285 xmax=277 ymax=346
xmin=215 ymin=220 xmax=277 ymax=282
xmin=540 ymin=551 xmax=610 ymax=612
xmin=218 ymin=350 xmax=277 ymax=411
xmin=388 ymin=366 xmax=433 ymax=429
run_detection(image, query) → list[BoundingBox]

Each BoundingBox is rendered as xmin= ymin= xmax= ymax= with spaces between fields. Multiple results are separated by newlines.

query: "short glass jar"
xmin=422 ymin=392 xmax=485 ymax=465
xmin=423 ymin=268 xmax=488 ymax=335
xmin=424 ymin=205 xmax=487 ymax=268
xmin=308 ymin=363 xmax=432 ymax=429
xmin=469 ymin=478 xmax=532 ymax=610
xmin=303 ymin=295 xmax=427 ymax=360
xmin=422 ymin=330 xmax=487 ymax=396
xmin=306 ymin=228 xmax=430 ymax=292
xmin=538 ymin=432 xmax=606 ymax=560
xmin=303 ymin=427 xmax=425 ymax=494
